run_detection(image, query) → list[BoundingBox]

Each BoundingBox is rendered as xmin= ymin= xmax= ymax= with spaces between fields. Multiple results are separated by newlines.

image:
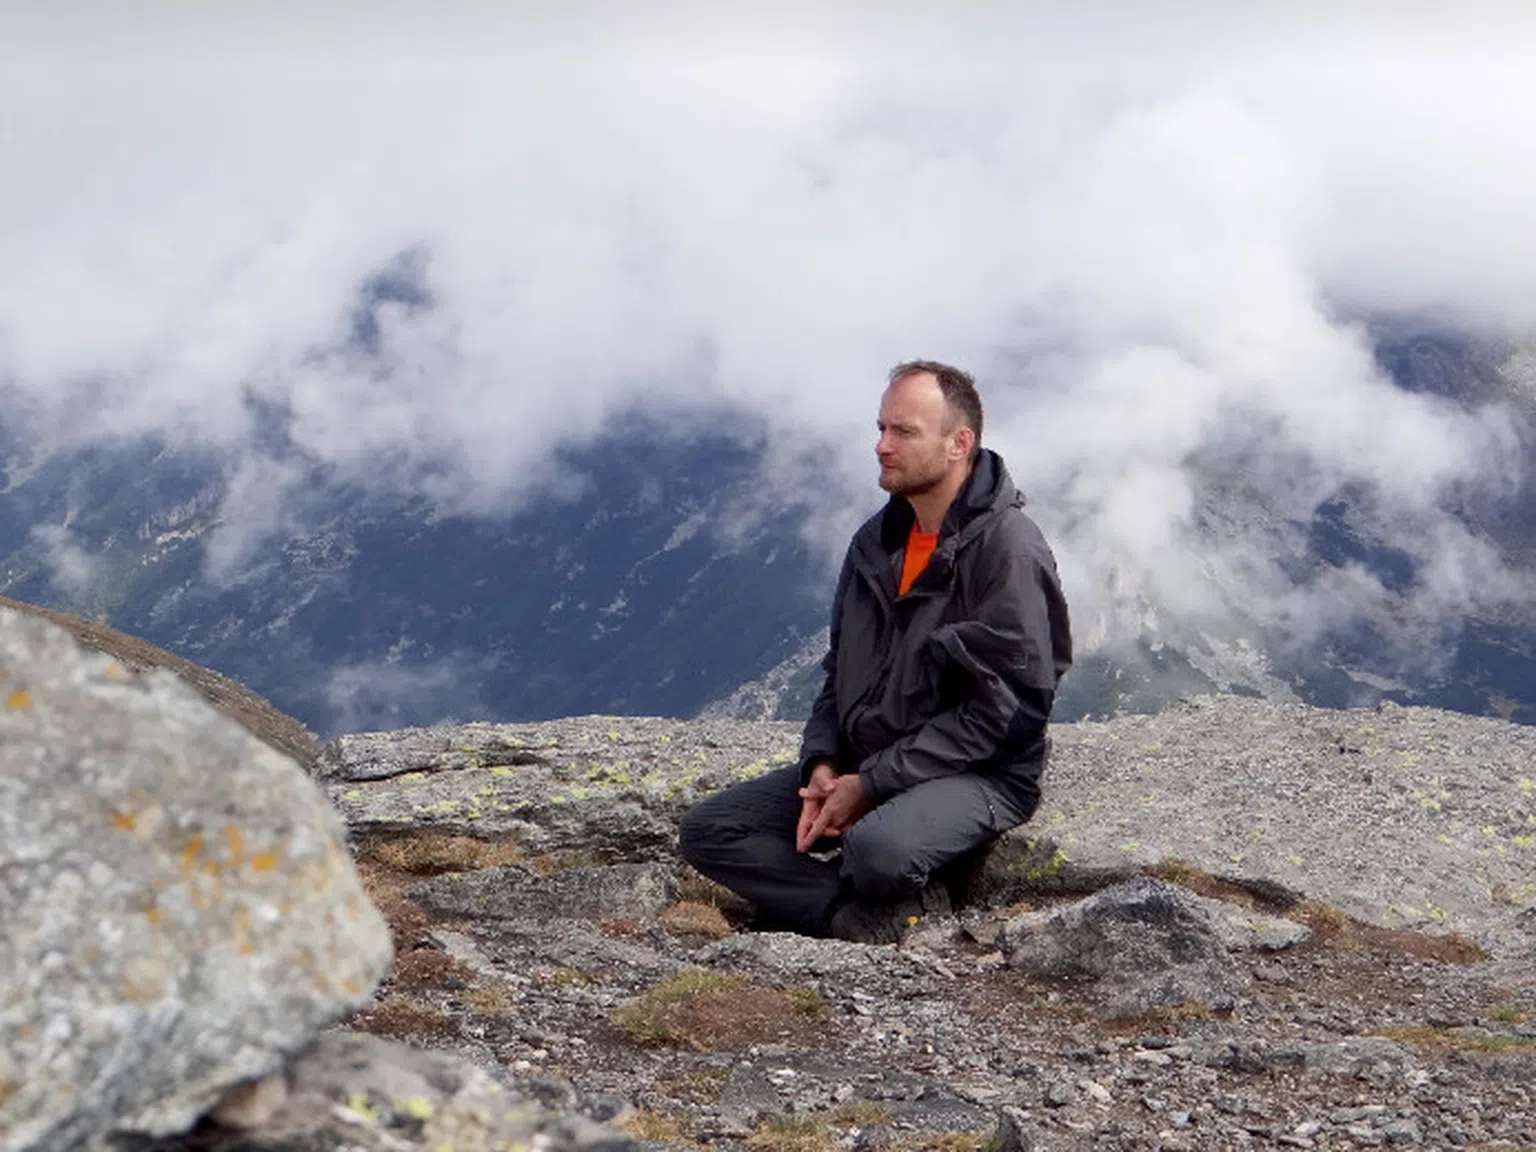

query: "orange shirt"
xmin=898 ymin=524 xmax=939 ymax=595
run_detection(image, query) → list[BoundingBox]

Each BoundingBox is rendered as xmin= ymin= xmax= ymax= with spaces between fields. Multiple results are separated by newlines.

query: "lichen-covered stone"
xmin=0 ymin=607 xmax=392 ymax=1151
xmin=1000 ymin=877 xmax=1246 ymax=1017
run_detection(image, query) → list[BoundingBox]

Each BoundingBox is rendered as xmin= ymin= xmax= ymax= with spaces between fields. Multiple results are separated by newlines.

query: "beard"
xmin=877 ymin=456 xmax=948 ymax=497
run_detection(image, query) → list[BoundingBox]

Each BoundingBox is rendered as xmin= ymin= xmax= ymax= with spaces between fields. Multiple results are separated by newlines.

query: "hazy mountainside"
xmin=2 ymin=329 xmax=1534 ymax=735
xmin=714 ymin=331 xmax=1536 ymax=726
xmin=0 ymin=420 xmax=827 ymax=735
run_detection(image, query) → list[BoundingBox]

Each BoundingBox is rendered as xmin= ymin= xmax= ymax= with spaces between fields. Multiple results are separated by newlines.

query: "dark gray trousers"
xmin=678 ymin=765 xmax=1032 ymax=936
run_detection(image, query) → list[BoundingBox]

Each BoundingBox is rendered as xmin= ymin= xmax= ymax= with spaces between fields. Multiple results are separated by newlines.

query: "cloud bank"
xmin=2 ymin=2 xmax=1534 ymax=673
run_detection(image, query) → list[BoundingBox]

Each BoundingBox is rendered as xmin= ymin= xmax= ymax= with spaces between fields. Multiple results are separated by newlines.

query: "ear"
xmin=949 ymin=425 xmax=975 ymax=462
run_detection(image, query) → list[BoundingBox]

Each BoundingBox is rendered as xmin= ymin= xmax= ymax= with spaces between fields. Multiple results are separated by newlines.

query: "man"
xmin=679 ymin=360 xmax=1072 ymax=943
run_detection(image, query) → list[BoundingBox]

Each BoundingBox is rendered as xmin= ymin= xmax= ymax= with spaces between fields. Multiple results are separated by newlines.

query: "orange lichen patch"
xmin=231 ymin=906 xmax=254 ymax=954
xmin=180 ymin=833 xmax=205 ymax=868
xmin=144 ymin=901 xmax=163 ymax=926
xmin=4 ymin=688 xmax=30 ymax=710
xmin=110 ymin=809 xmax=138 ymax=833
xmin=249 ymin=850 xmax=280 ymax=873
xmin=0 ymin=1082 xmax=16 ymax=1107
xmin=224 ymin=825 xmax=245 ymax=867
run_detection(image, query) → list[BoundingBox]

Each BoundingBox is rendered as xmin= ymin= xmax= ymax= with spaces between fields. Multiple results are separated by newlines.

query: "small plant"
xmin=460 ymin=982 xmax=514 ymax=1015
xmin=659 ymin=900 xmax=735 ymax=940
xmin=654 ymin=1068 xmax=729 ymax=1105
xmin=540 ymin=966 xmax=596 ymax=988
xmin=618 ymin=1109 xmax=692 ymax=1143
xmin=612 ymin=969 xmax=744 ymax=1044
xmin=1375 ymin=1024 xmax=1536 ymax=1053
xmin=1492 ymin=1002 xmax=1529 ymax=1024
xmin=349 ymin=993 xmax=458 ymax=1041
xmin=1288 ymin=899 xmax=1353 ymax=937
xmin=363 ymin=832 xmax=526 ymax=875
xmin=392 ymin=947 xmax=462 ymax=990
xmin=531 ymin=847 xmax=603 ymax=874
xmin=898 ymin=1133 xmax=995 ymax=1152
xmin=1148 ymin=857 xmax=1202 ymax=886
xmin=612 ymin=968 xmax=827 ymax=1049
xmin=745 ymin=1114 xmax=835 ymax=1152
xmin=787 ymin=986 xmax=827 ymax=1017
xmin=830 ymin=1099 xmax=890 ymax=1127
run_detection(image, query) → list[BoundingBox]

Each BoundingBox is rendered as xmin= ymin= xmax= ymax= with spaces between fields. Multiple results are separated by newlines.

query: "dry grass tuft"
xmin=531 ymin=847 xmax=604 ymax=874
xmin=460 ymin=982 xmax=516 ymax=1015
xmin=1145 ymin=859 xmax=1259 ymax=908
xmin=356 ymin=861 xmax=432 ymax=948
xmin=536 ymin=966 xmax=598 ymax=989
xmin=1375 ymin=1024 xmax=1536 ymax=1053
xmin=890 ymin=1133 xmax=995 ymax=1152
xmin=654 ymin=1069 xmax=729 ymax=1105
xmin=830 ymin=1100 xmax=890 ymax=1127
xmin=392 ymin=947 xmax=463 ymax=990
xmin=349 ymin=992 xmax=458 ymax=1042
xmin=362 ymin=832 xmax=526 ymax=876
xmin=659 ymin=900 xmax=735 ymax=940
xmin=745 ymin=1115 xmax=836 ymax=1152
xmin=619 ymin=1109 xmax=695 ymax=1144
xmin=612 ymin=968 xmax=827 ymax=1050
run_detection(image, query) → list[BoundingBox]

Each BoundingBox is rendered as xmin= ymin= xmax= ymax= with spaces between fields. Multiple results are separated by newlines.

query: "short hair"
xmin=888 ymin=359 xmax=984 ymax=448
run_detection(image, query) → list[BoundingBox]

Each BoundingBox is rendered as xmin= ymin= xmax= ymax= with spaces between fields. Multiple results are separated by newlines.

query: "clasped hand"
xmin=795 ymin=760 xmax=871 ymax=853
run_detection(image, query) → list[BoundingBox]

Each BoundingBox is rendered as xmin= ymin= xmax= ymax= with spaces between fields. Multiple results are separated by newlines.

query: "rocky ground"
xmin=319 ymin=705 xmax=1536 ymax=1151
xmin=347 ymin=856 xmax=1535 ymax=1151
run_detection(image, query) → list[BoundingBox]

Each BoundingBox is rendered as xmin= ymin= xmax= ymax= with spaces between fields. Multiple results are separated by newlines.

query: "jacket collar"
xmin=876 ymin=448 xmax=1021 ymax=554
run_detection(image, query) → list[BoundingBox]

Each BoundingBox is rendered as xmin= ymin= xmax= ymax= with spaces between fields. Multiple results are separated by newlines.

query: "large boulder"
xmin=0 ymin=607 xmax=393 ymax=1152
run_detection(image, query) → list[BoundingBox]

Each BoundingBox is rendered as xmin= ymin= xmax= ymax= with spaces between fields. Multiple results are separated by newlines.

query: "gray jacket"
xmin=798 ymin=449 xmax=1072 ymax=816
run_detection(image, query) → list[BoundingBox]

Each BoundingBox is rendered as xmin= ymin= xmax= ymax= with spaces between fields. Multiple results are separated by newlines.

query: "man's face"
xmin=875 ymin=371 xmax=961 ymax=497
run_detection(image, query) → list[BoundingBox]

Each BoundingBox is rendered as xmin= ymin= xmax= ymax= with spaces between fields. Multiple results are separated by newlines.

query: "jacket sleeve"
xmin=797 ymin=547 xmax=853 ymax=783
xmin=859 ymin=525 xmax=1059 ymax=801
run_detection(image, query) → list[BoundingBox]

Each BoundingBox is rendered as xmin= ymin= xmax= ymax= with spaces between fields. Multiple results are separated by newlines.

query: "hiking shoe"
xmin=828 ymin=883 xmax=953 ymax=945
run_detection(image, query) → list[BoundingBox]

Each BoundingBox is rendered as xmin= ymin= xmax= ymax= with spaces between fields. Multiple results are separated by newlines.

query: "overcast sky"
xmin=3 ymin=2 xmax=1534 ymax=675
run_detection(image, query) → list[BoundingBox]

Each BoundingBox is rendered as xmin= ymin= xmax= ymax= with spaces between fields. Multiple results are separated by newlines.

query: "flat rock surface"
xmin=1030 ymin=696 xmax=1536 ymax=960
xmin=327 ymin=696 xmax=1536 ymax=960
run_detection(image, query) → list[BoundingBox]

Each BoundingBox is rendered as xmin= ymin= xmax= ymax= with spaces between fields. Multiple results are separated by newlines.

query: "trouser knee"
xmin=841 ymin=825 xmax=921 ymax=902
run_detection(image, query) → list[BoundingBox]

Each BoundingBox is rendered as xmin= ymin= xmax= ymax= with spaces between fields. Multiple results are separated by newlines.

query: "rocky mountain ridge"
xmin=4 ymin=600 xmax=1535 ymax=1150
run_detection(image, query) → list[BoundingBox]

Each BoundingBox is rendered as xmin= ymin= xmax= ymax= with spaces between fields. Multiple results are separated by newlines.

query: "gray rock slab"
xmin=1000 ymin=877 xmax=1245 ymax=1017
xmin=324 ymin=715 xmax=802 ymax=858
xmin=0 ymin=607 xmax=393 ymax=1152
xmin=980 ymin=696 xmax=1536 ymax=959
xmin=408 ymin=862 xmax=679 ymax=923
xmin=138 ymin=1030 xmax=639 ymax=1151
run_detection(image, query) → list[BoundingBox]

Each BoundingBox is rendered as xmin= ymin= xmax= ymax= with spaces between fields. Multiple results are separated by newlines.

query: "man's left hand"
xmin=805 ymin=773 xmax=871 ymax=843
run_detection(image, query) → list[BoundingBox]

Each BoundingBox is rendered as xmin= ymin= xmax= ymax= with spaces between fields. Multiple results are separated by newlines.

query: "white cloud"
xmin=2 ymin=2 xmax=1534 ymax=668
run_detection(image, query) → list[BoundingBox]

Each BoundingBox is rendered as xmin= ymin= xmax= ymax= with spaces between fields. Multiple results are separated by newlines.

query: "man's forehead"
xmin=881 ymin=372 xmax=945 ymax=415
